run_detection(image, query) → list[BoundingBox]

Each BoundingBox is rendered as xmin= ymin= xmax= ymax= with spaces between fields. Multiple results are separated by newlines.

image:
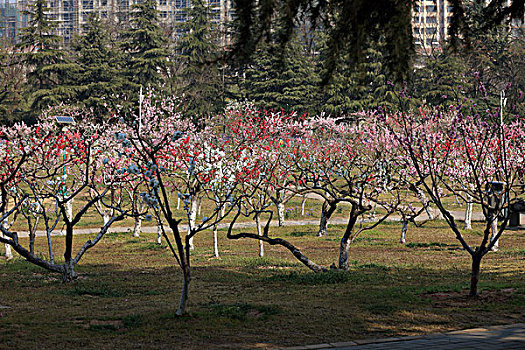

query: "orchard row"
xmin=1 ymin=96 xmax=524 ymax=315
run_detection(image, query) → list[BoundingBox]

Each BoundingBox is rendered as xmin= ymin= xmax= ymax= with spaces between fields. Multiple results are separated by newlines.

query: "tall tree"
xmin=412 ymin=48 xmax=469 ymax=107
xmin=70 ymin=14 xmax=124 ymax=118
xmin=121 ymin=0 xmax=170 ymax=93
xmin=242 ymin=37 xmax=320 ymax=115
xmin=321 ymin=39 xmax=393 ymax=116
xmin=0 ymin=47 xmax=25 ymax=123
xmin=173 ymin=0 xmax=222 ymax=121
xmin=16 ymin=0 xmax=76 ymax=119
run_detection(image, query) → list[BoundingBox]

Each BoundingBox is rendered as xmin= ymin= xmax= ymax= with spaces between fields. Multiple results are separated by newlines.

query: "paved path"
xmin=10 ymin=210 xmax=507 ymax=238
xmin=282 ymin=323 xmax=525 ymax=350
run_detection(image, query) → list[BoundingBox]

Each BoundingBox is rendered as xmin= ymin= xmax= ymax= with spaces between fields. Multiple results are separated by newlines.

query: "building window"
xmin=413 ymin=27 xmax=420 ymax=34
xmin=426 ymin=27 xmax=437 ymax=34
xmin=82 ymin=0 xmax=93 ymax=10
xmin=426 ymin=16 xmax=437 ymax=23
xmin=414 ymin=5 xmax=420 ymax=12
xmin=425 ymin=5 xmax=436 ymax=12
xmin=159 ymin=0 xmax=167 ymax=5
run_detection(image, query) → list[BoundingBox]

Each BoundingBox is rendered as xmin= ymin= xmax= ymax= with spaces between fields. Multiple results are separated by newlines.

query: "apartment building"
xmin=0 ymin=0 xmax=234 ymax=46
xmin=412 ymin=0 xmax=454 ymax=50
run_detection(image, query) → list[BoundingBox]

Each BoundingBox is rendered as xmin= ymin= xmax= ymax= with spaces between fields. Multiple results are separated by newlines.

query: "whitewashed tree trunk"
xmin=177 ymin=196 xmax=181 ymax=210
xmin=464 ymin=194 xmax=473 ymax=230
xmin=66 ymin=199 xmax=73 ymax=221
xmin=255 ymin=213 xmax=264 ymax=257
xmin=301 ymin=195 xmax=306 ymax=216
xmin=213 ymin=224 xmax=219 ymax=258
xmin=1 ymin=199 xmax=13 ymax=260
xmin=187 ymin=197 xmax=198 ymax=250
xmin=400 ymin=220 xmax=408 ymax=244
xmin=103 ymin=214 xmax=110 ymax=226
xmin=318 ymin=210 xmax=328 ymax=237
xmin=416 ymin=189 xmax=433 ymax=220
xmin=197 ymin=197 xmax=202 ymax=216
xmin=4 ymin=241 xmax=12 ymax=259
xmin=133 ymin=217 xmax=142 ymax=237
xmin=157 ymin=223 xmax=162 ymax=244
xmin=338 ymin=239 xmax=351 ymax=270
xmin=2 ymin=228 xmax=12 ymax=259
xmin=277 ymin=202 xmax=285 ymax=226
xmin=490 ymin=216 xmax=499 ymax=251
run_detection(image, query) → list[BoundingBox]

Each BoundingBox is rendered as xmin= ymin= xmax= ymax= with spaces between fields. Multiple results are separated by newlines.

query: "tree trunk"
xmin=213 ymin=224 xmax=219 ymax=258
xmin=62 ymin=259 xmax=77 ymax=283
xmin=318 ymin=201 xmax=336 ymax=237
xmin=256 ymin=213 xmax=264 ymax=257
xmin=464 ymin=194 xmax=473 ymax=230
xmin=417 ymin=189 xmax=434 ymax=220
xmin=301 ymin=195 xmax=306 ymax=216
xmin=277 ymin=202 xmax=285 ymax=227
xmin=197 ymin=197 xmax=202 ymax=216
xmin=3 ymin=231 xmax=12 ymax=260
xmin=103 ymin=214 xmax=110 ymax=226
xmin=133 ymin=217 xmax=142 ymax=237
xmin=490 ymin=217 xmax=499 ymax=251
xmin=338 ymin=238 xmax=351 ymax=270
xmin=318 ymin=210 xmax=328 ymax=237
xmin=400 ymin=220 xmax=408 ymax=244
xmin=469 ymin=254 xmax=482 ymax=297
xmin=66 ymin=199 xmax=73 ymax=221
xmin=177 ymin=196 xmax=180 ymax=210
xmin=156 ymin=223 xmax=162 ymax=244
xmin=187 ymin=197 xmax=198 ymax=250
xmin=175 ymin=264 xmax=191 ymax=316
xmin=46 ymin=228 xmax=54 ymax=264
xmin=29 ymin=219 xmax=35 ymax=256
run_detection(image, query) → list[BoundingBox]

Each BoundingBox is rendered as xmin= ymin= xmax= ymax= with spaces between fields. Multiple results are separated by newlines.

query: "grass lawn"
xmin=0 ymin=220 xmax=523 ymax=349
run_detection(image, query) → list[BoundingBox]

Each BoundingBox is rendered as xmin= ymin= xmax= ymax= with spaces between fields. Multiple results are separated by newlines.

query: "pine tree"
xmin=321 ymin=39 xmax=393 ymax=116
xmin=412 ymin=49 xmax=468 ymax=107
xmin=0 ymin=47 xmax=25 ymax=124
xmin=173 ymin=0 xmax=222 ymax=120
xmin=17 ymin=0 xmax=76 ymax=118
xmin=242 ymin=36 xmax=320 ymax=115
xmin=121 ymin=0 xmax=170 ymax=93
xmin=70 ymin=14 xmax=123 ymax=118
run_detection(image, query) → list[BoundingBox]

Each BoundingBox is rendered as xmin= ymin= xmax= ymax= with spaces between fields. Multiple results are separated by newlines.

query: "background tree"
xmin=120 ymin=0 xmax=170 ymax=96
xmin=70 ymin=14 xmax=124 ymax=118
xmin=242 ymin=37 xmax=320 ymax=115
xmin=412 ymin=48 xmax=469 ymax=106
xmin=321 ymin=39 xmax=393 ymax=116
xmin=0 ymin=47 xmax=25 ymax=123
xmin=16 ymin=0 xmax=76 ymax=120
xmin=173 ymin=0 xmax=222 ymax=121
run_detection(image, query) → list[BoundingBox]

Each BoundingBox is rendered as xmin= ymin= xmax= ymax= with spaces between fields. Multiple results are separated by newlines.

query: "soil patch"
xmin=424 ymin=288 xmax=516 ymax=308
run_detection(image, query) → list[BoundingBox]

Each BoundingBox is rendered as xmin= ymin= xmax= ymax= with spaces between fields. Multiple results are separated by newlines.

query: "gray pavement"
xmin=13 ymin=209 xmax=491 ymax=238
xmin=282 ymin=323 xmax=525 ymax=350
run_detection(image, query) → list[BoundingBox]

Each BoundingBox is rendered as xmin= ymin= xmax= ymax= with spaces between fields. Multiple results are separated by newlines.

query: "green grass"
xmin=0 ymin=220 xmax=523 ymax=350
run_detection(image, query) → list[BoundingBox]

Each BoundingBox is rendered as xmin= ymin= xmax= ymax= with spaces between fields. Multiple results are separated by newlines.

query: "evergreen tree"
xmin=242 ymin=37 xmax=320 ymax=115
xmin=321 ymin=38 xmax=393 ymax=116
xmin=121 ymin=0 xmax=170 ymax=93
xmin=70 ymin=14 xmax=123 ymax=118
xmin=16 ymin=0 xmax=76 ymax=118
xmin=462 ymin=2 xmax=525 ymax=114
xmin=412 ymin=49 xmax=469 ymax=107
xmin=174 ymin=0 xmax=222 ymax=120
xmin=0 ymin=47 xmax=25 ymax=123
